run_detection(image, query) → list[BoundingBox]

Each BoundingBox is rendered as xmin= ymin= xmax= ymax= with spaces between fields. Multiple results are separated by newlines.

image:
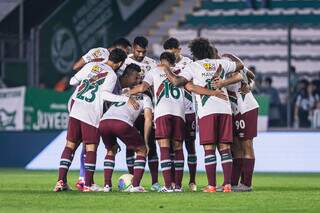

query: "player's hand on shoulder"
xmin=128 ymin=96 xmax=140 ymax=110
xmin=211 ymin=89 xmax=228 ymax=101
xmin=239 ymin=83 xmax=251 ymax=95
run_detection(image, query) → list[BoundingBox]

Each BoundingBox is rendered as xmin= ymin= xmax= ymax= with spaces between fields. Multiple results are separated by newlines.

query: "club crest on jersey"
xmin=203 ymin=63 xmax=215 ymax=71
xmin=91 ymin=65 xmax=102 ymax=73
xmin=146 ymin=65 xmax=151 ymax=71
xmin=93 ymin=50 xmax=102 ymax=58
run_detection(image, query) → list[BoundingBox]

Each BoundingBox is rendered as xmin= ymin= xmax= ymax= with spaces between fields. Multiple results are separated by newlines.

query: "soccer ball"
xmin=118 ymin=174 xmax=133 ymax=191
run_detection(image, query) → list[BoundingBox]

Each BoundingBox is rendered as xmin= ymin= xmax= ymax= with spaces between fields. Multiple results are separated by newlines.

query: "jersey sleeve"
xmin=142 ymin=70 xmax=154 ymax=86
xmin=82 ymin=48 xmax=109 ymax=63
xmin=69 ymin=64 xmax=91 ymax=86
xmin=101 ymin=72 xmax=129 ymax=102
xmin=179 ymin=64 xmax=193 ymax=81
xmin=218 ymin=59 xmax=236 ymax=74
xmin=142 ymin=95 xmax=153 ymax=110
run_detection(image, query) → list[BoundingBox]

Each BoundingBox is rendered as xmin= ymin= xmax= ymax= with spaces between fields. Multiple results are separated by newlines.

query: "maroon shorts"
xmin=99 ymin=119 xmax=144 ymax=150
xmin=66 ymin=116 xmax=100 ymax=144
xmin=233 ymin=108 xmax=258 ymax=140
xmin=155 ymin=115 xmax=185 ymax=141
xmin=198 ymin=113 xmax=233 ymax=145
xmin=185 ymin=113 xmax=196 ymax=141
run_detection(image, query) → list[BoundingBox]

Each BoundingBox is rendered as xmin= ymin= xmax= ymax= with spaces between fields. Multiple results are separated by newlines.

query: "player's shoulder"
xmin=143 ymin=56 xmax=157 ymax=66
xmin=181 ymin=56 xmax=193 ymax=64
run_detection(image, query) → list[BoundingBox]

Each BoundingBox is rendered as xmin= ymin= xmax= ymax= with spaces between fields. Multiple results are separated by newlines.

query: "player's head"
xmin=121 ymin=63 xmax=141 ymax=87
xmin=107 ymin=48 xmax=127 ymax=71
xmin=160 ymin=51 xmax=176 ymax=67
xmin=111 ymin=37 xmax=132 ymax=55
xmin=188 ymin=38 xmax=214 ymax=60
xmin=163 ymin=37 xmax=181 ymax=62
xmin=132 ymin=36 xmax=148 ymax=62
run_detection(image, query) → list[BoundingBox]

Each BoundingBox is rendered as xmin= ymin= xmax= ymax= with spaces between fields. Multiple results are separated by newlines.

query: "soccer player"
xmin=121 ymin=36 xmax=160 ymax=191
xmin=70 ymin=38 xmax=131 ymax=190
xmin=128 ymin=51 xmax=226 ymax=192
xmin=161 ymin=38 xmax=244 ymax=192
xmin=72 ymin=37 xmax=131 ymax=71
xmin=100 ymin=64 xmax=153 ymax=193
xmin=53 ymin=48 xmax=136 ymax=192
xmin=163 ymin=37 xmax=197 ymax=192
xmin=223 ymin=55 xmax=259 ymax=192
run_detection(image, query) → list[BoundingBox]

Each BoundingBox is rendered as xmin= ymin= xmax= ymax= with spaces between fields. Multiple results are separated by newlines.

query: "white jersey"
xmin=121 ymin=54 xmax=157 ymax=78
xmin=180 ymin=58 xmax=237 ymax=118
xmin=143 ymin=66 xmax=185 ymax=121
xmin=101 ymin=94 xmax=153 ymax=126
xmin=225 ymin=67 xmax=259 ymax=115
xmin=69 ymin=62 xmax=122 ymax=127
xmin=82 ymin=47 xmax=110 ymax=63
xmin=174 ymin=56 xmax=195 ymax=114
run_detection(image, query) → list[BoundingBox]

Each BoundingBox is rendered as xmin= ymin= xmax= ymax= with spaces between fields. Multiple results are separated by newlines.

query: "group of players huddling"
xmin=54 ymin=35 xmax=259 ymax=193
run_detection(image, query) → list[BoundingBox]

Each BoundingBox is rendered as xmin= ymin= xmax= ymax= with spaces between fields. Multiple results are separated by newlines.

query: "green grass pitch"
xmin=0 ymin=169 xmax=320 ymax=213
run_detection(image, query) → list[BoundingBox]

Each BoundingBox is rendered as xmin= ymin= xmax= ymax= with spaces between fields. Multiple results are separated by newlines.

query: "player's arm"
xmin=162 ymin=65 xmax=188 ymax=87
xmin=73 ymin=58 xmax=86 ymax=71
xmin=221 ymin=53 xmax=244 ymax=71
xmin=214 ymin=72 xmax=243 ymax=88
xmin=185 ymin=82 xmax=228 ymax=100
xmin=128 ymin=82 xmax=150 ymax=95
xmin=143 ymin=108 xmax=153 ymax=154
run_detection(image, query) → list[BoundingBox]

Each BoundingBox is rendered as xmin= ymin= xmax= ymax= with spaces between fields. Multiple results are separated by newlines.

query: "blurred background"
xmin=0 ymin=0 xmax=320 ymax=171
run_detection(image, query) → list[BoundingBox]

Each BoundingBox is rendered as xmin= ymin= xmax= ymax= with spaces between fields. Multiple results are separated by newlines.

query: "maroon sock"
xmin=160 ymin=147 xmax=172 ymax=188
xmin=174 ymin=149 xmax=184 ymax=189
xmin=84 ymin=151 xmax=97 ymax=187
xmin=104 ymin=155 xmax=115 ymax=187
xmin=126 ymin=149 xmax=135 ymax=175
xmin=148 ymin=156 xmax=159 ymax=184
xmin=220 ymin=149 xmax=233 ymax=186
xmin=204 ymin=149 xmax=216 ymax=187
xmin=170 ymin=152 xmax=175 ymax=185
xmin=187 ymin=154 xmax=197 ymax=184
xmin=231 ymin=158 xmax=243 ymax=186
xmin=242 ymin=158 xmax=255 ymax=187
xmin=132 ymin=155 xmax=146 ymax=187
xmin=58 ymin=147 xmax=74 ymax=183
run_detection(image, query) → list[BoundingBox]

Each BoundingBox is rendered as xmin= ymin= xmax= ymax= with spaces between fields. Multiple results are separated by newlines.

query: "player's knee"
xmin=66 ymin=140 xmax=77 ymax=150
xmin=158 ymin=139 xmax=170 ymax=147
xmin=203 ymin=144 xmax=214 ymax=151
xmin=173 ymin=141 xmax=183 ymax=151
xmin=219 ymin=143 xmax=230 ymax=151
xmin=86 ymin=144 xmax=97 ymax=152
xmin=136 ymin=146 xmax=147 ymax=156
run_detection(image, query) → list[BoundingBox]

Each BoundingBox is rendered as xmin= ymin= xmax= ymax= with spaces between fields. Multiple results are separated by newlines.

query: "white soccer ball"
xmin=118 ymin=174 xmax=133 ymax=191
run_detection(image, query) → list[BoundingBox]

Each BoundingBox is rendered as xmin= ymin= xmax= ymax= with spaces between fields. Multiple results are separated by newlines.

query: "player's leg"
xmin=199 ymin=114 xmax=217 ymax=192
xmin=171 ymin=115 xmax=186 ymax=192
xmin=99 ymin=119 xmax=117 ymax=192
xmin=54 ymin=117 xmax=82 ymax=192
xmin=148 ymin=129 xmax=160 ymax=191
xmin=218 ymin=114 xmax=233 ymax=192
xmin=231 ymin=136 xmax=243 ymax=187
xmin=126 ymin=149 xmax=135 ymax=175
xmin=75 ymin=144 xmax=86 ymax=191
xmin=158 ymin=138 xmax=173 ymax=192
xmin=155 ymin=115 xmax=174 ymax=192
xmin=131 ymin=145 xmax=147 ymax=192
xmin=169 ymin=142 xmax=175 ymax=189
xmin=82 ymin=122 xmax=100 ymax=192
xmin=239 ymin=108 xmax=258 ymax=191
xmin=185 ymin=112 xmax=197 ymax=191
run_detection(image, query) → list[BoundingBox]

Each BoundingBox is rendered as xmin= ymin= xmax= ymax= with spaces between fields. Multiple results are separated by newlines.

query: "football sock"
xmin=231 ymin=158 xmax=242 ymax=186
xmin=84 ymin=151 xmax=96 ymax=187
xmin=174 ymin=149 xmax=184 ymax=189
xmin=160 ymin=147 xmax=172 ymax=188
xmin=126 ymin=149 xmax=135 ymax=175
xmin=221 ymin=149 xmax=233 ymax=186
xmin=242 ymin=158 xmax=255 ymax=187
xmin=132 ymin=155 xmax=146 ymax=187
xmin=104 ymin=155 xmax=115 ymax=187
xmin=58 ymin=147 xmax=74 ymax=183
xmin=170 ymin=151 xmax=175 ymax=184
xmin=204 ymin=149 xmax=217 ymax=187
xmin=148 ymin=155 xmax=159 ymax=184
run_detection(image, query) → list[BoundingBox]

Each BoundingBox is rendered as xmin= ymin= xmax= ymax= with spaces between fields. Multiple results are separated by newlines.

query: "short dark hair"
xmin=163 ymin=37 xmax=180 ymax=50
xmin=112 ymin=37 xmax=131 ymax=48
xmin=109 ymin=48 xmax=127 ymax=64
xmin=160 ymin=51 xmax=176 ymax=65
xmin=122 ymin=63 xmax=141 ymax=76
xmin=133 ymin=36 xmax=148 ymax=49
xmin=189 ymin=38 xmax=214 ymax=60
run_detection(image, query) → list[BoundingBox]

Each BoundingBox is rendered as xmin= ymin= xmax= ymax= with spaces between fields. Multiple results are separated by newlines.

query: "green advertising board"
xmin=38 ymin=0 xmax=161 ymax=88
xmin=24 ymin=87 xmax=73 ymax=130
